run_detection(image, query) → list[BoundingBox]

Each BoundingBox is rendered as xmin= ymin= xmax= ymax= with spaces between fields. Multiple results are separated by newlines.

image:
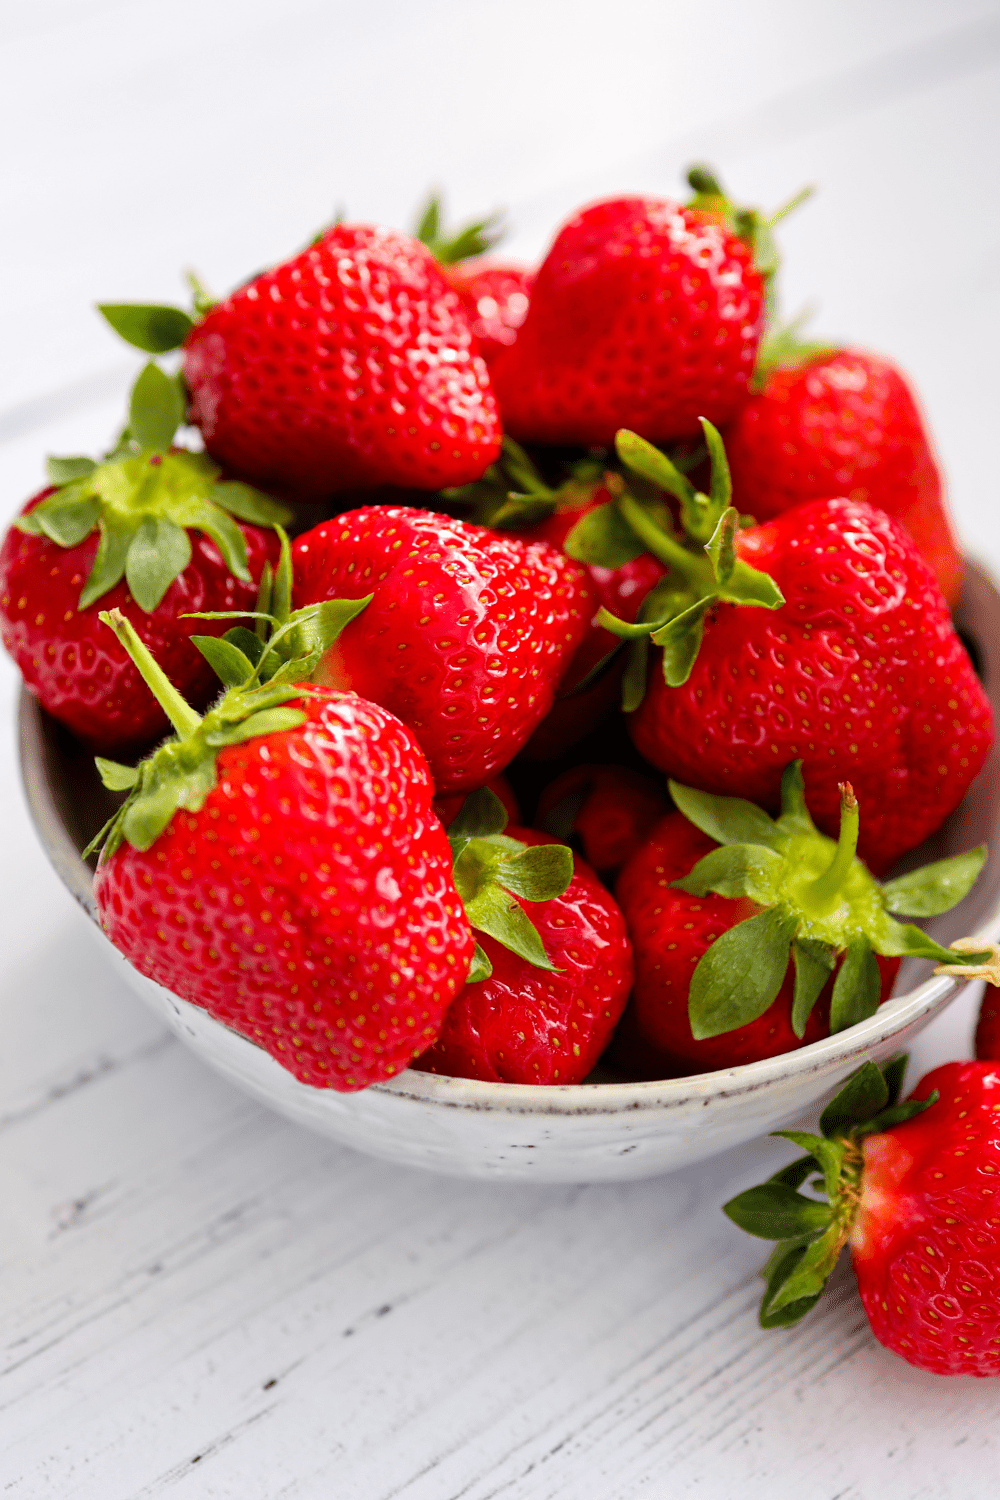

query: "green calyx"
xmin=20 ymin=364 xmax=291 ymax=613
xmin=440 ymin=436 xmax=604 ymax=532
xmin=413 ymin=192 xmax=504 ymax=266
xmin=85 ymin=546 xmax=372 ymax=861
xmin=723 ymin=1057 xmax=939 ymax=1328
xmin=751 ymin=306 xmax=840 ymax=393
xmin=672 ymin=761 xmax=990 ymax=1041
xmin=447 ymin=787 xmax=574 ymax=983
xmin=565 ymin=420 xmax=784 ymax=702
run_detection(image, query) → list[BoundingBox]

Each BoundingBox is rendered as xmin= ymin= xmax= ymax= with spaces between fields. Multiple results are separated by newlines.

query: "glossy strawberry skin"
xmin=415 ymin=829 xmax=633 ymax=1084
xmin=629 ymin=498 xmax=993 ymax=872
xmin=183 ymin=225 xmax=501 ymax=501
xmin=444 ymin=260 xmax=535 ymax=366
xmin=851 ymin=1061 xmax=1000 ymax=1376
xmin=724 ymin=349 xmax=963 ymax=605
xmin=0 ymin=490 xmax=278 ymax=754
xmin=613 ymin=812 xmax=900 ymax=1075
xmin=536 ymin=763 xmax=670 ymax=878
xmin=489 ymin=197 xmax=765 ymax=447
xmin=94 ymin=691 xmax=475 ymax=1091
xmin=291 ymin=507 xmax=593 ymax=793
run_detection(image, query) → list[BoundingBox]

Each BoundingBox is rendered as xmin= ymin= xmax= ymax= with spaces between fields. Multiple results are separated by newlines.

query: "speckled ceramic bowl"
xmin=18 ymin=561 xmax=1000 ymax=1183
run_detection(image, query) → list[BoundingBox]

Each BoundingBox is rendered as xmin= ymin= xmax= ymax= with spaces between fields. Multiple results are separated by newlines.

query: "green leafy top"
xmin=671 ymin=761 xmax=990 ymax=1042
xmin=722 ymin=1057 xmax=938 ymax=1329
xmin=18 ymin=364 xmax=291 ymax=613
xmin=413 ymin=193 xmax=505 ymax=266
xmin=445 ymin=787 xmax=574 ymax=983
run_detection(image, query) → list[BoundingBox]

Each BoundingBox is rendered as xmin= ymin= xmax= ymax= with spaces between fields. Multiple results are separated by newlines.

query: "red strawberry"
xmin=536 ymin=763 xmax=670 ymax=879
xmin=489 ymin=196 xmax=764 ymax=446
xmin=613 ymin=768 xmax=984 ymax=1074
xmin=724 ymin=348 xmax=964 ymax=605
xmin=975 ymin=983 xmax=1000 ymax=1060
xmin=291 ymin=506 xmax=593 ymax=793
xmin=726 ymin=1056 xmax=1000 ymax=1376
xmin=0 ymin=366 xmax=284 ymax=753
xmin=433 ymin=774 xmax=519 ymax=830
xmin=416 ymin=827 xmax=633 ymax=1084
xmin=445 ymin=261 xmax=535 ymax=366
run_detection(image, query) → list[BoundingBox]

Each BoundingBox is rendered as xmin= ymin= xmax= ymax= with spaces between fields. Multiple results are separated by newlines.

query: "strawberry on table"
xmin=416 ymin=798 xmax=633 ymax=1085
xmin=0 ymin=365 xmax=286 ymax=753
xmin=725 ymin=1056 xmax=1000 ymax=1376
xmin=613 ymin=765 xmax=987 ymax=1074
xmin=724 ymin=346 xmax=964 ymax=605
xmin=290 ymin=506 xmax=593 ymax=793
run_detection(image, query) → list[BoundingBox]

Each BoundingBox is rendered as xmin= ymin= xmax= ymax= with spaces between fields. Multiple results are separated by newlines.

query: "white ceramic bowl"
xmin=18 ymin=562 xmax=1000 ymax=1183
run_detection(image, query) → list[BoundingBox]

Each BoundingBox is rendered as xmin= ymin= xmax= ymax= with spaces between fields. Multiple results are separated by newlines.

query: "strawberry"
xmin=613 ymin=767 xmax=986 ymax=1074
xmin=725 ymin=1056 xmax=1000 ymax=1376
xmin=0 ymin=365 xmax=285 ymax=753
xmin=488 ymin=195 xmax=765 ymax=446
xmin=976 ymin=986 xmax=1000 ymax=1060
xmin=445 ymin=261 xmax=535 ymax=367
xmin=290 ymin=506 xmax=594 ymax=793
xmin=416 ymin=820 xmax=633 ymax=1085
xmin=433 ymin=774 xmax=519 ymax=830
xmin=593 ymin=426 xmax=993 ymax=871
xmin=723 ymin=347 xmax=964 ymax=605
xmin=536 ymin=763 xmax=670 ymax=879
xmin=89 ymin=608 xmax=576 ymax=1091
xmin=100 ymin=223 xmax=502 ymax=501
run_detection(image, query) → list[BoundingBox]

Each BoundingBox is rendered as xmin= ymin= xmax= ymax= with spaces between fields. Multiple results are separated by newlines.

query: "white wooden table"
xmin=3 ymin=3 xmax=1000 ymax=1493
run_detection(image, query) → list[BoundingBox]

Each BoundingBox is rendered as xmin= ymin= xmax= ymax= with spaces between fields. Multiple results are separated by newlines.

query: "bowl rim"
xmin=17 ymin=559 xmax=1000 ymax=1121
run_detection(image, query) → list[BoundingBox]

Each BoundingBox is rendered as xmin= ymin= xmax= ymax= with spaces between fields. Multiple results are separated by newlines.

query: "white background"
xmin=3 ymin=2 xmax=1000 ymax=1495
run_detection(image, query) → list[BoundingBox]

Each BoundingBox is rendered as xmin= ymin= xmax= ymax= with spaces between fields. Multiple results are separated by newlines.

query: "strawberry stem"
xmin=99 ymin=608 xmax=202 ymax=738
xmin=806 ymin=782 xmax=860 ymax=910
xmin=616 ymin=492 xmax=705 ymax=583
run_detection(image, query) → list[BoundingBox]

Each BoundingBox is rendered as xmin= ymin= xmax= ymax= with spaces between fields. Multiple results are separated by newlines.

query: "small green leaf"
xmin=615 ymin=429 xmax=697 ymax=508
xmin=671 ymin=842 xmax=783 ymax=902
xmin=722 ymin=1181 xmax=831 ymax=1241
xmin=759 ymin=1241 xmax=825 ymax=1328
xmin=705 ymin=507 xmax=737 ymax=586
xmin=255 ymin=562 xmax=273 ymax=640
xmin=125 ymin=515 xmax=192 ymax=612
xmin=191 ymin=634 xmax=256 ymax=687
xmin=763 ymin=1221 xmax=843 ymax=1318
xmin=448 ymin=787 xmax=509 ymax=840
xmin=211 ymin=482 xmax=293 ymax=528
xmin=689 ymin=905 xmax=797 ymax=1039
xmin=489 ymin=493 xmax=558 ymax=530
xmin=466 ymin=943 xmax=493 ymax=983
xmin=94 ymin=757 xmax=140 ymax=791
xmin=774 ymin=1130 xmax=845 ymax=1202
xmin=128 ymin=362 xmax=184 ymax=451
xmin=791 ymin=938 xmax=836 ymax=1037
xmin=46 ymin=455 xmax=96 ymax=485
xmin=779 ymin=759 xmax=812 ymax=831
xmin=204 ymin=706 xmax=307 ymax=747
xmin=699 ymin=417 xmax=732 ymax=512
xmin=464 ymin=882 xmax=558 ymax=971
xmin=881 ymin=1054 xmax=907 ymax=1109
xmin=183 ymin=504 xmax=250 ymax=582
xmin=223 ymin=626 xmax=265 ymax=666
xmin=818 ymin=1059 xmax=890 ymax=1137
xmin=497 ymin=843 xmax=573 ymax=903
xmin=31 ymin=491 xmax=102 ymax=548
xmin=79 ymin=519 xmax=132 ymax=608
xmin=861 ymin=1090 xmax=939 ymax=1136
xmin=414 ymin=194 xmax=440 ymax=246
xmin=651 ymin=594 xmax=717 ymax=686
xmin=98 ymin=303 xmax=194 ymax=354
xmin=722 ymin=557 xmax=785 ymax=609
xmin=668 ymin=781 xmax=783 ymax=849
xmin=829 ymin=938 xmax=882 ymax=1034
xmin=768 ymin=1154 xmax=819 ymax=1190
xmin=873 ymin=919 xmax=986 ymax=966
xmin=881 ymin=846 xmax=987 ymax=917
xmin=122 ymin=774 xmax=186 ymax=852
xmin=564 ymin=501 xmax=646 ymax=569
xmin=622 ymin=637 xmax=650 ymax=713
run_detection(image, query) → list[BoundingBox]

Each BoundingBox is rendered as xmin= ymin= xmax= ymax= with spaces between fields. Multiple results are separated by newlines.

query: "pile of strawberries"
xmin=5 ymin=169 xmax=1000 ymax=1377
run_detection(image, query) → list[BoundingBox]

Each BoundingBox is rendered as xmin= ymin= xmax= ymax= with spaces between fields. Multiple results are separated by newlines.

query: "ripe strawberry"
xmin=725 ymin=1056 xmax=1000 ymax=1376
xmin=433 ymin=774 xmax=519 ymax=830
xmin=102 ymin=224 xmax=502 ymax=501
xmin=445 ymin=261 xmax=535 ymax=366
xmin=0 ymin=365 xmax=285 ymax=753
xmin=290 ymin=506 xmax=593 ymax=793
xmin=488 ymin=196 xmax=764 ymax=446
xmin=416 ymin=826 xmax=633 ymax=1084
xmin=724 ymin=348 xmax=963 ymax=605
xmin=613 ymin=767 xmax=986 ymax=1074
xmin=536 ymin=763 xmax=670 ymax=879
xmin=978 ymin=988 xmax=1000 ymax=1060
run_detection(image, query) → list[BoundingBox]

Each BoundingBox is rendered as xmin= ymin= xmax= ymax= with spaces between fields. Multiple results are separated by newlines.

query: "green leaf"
xmin=204 ymin=706 xmax=306 ymax=746
xmin=182 ymin=504 xmax=250 ymax=583
xmin=414 ymin=194 xmax=440 ymax=246
xmin=30 ymin=491 xmax=101 ymax=548
xmin=668 ymin=781 xmax=783 ymax=849
xmin=774 ymin=1130 xmax=845 ymax=1202
xmin=464 ymin=882 xmax=558 ymax=971
xmin=466 ymin=943 xmax=493 ymax=983
xmin=191 ymin=634 xmax=256 ymax=688
xmin=881 ymin=1054 xmax=907 ymax=1109
xmin=791 ymin=938 xmax=836 ymax=1037
xmin=489 ymin=493 xmax=558 ymax=530
xmin=497 ymin=843 xmax=573 ymax=903
xmin=722 ymin=557 xmax=785 ymax=609
xmin=128 ymin=362 xmax=184 ymax=451
xmin=46 ymin=455 xmax=96 ymax=485
xmin=98 ymin=303 xmax=194 ymax=354
xmin=829 ymin=938 xmax=882 ymax=1034
xmin=564 ymin=501 xmax=646 ymax=569
xmin=818 ymin=1059 xmax=889 ymax=1137
xmin=211 ymin=481 xmax=293 ymax=527
xmin=689 ymin=905 xmax=798 ymax=1039
xmin=881 ymin=845 xmax=987 ymax=917
xmin=78 ymin=518 xmax=132 ymax=608
xmin=779 ymin=759 xmax=812 ymax=831
xmin=862 ymin=1090 xmax=939 ymax=1136
xmin=615 ymin=429 xmax=697 ymax=509
xmin=763 ymin=1221 xmax=843 ymax=1318
xmin=94 ymin=756 xmax=140 ymax=791
xmin=671 ymin=842 xmax=783 ymax=902
xmin=448 ymin=786 xmax=509 ymax=840
xmin=223 ymin=626 xmax=265 ymax=666
xmin=768 ymin=1154 xmax=819 ymax=1190
xmin=622 ymin=637 xmax=650 ymax=713
xmin=125 ymin=515 xmax=192 ymax=612
xmin=705 ymin=507 xmax=737 ymax=586
xmin=873 ymin=919 xmax=986 ymax=967
xmin=255 ymin=562 xmax=273 ymax=639
xmin=759 ymin=1241 xmax=825 ymax=1328
xmin=699 ymin=417 xmax=732 ymax=512
xmin=651 ymin=594 xmax=717 ymax=686
xmin=722 ymin=1181 xmax=831 ymax=1241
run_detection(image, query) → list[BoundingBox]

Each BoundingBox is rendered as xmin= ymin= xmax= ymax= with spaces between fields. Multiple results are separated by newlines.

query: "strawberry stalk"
xmin=412 ymin=193 xmax=504 ymax=266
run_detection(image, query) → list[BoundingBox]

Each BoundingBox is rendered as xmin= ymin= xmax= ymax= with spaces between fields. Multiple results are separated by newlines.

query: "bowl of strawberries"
xmin=10 ymin=169 xmax=1000 ymax=1183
